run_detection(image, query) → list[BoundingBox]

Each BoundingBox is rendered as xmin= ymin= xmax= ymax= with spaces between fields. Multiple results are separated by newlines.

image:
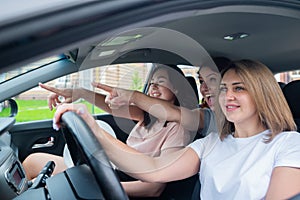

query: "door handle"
xmin=32 ymin=137 xmax=54 ymax=149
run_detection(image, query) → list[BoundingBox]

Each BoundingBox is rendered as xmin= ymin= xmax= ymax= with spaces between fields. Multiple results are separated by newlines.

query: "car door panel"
xmin=9 ymin=120 xmax=65 ymax=162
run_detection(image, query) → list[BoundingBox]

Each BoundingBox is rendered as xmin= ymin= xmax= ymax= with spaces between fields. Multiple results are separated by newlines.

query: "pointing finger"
xmin=91 ymin=82 xmax=113 ymax=93
xmin=39 ymin=82 xmax=65 ymax=96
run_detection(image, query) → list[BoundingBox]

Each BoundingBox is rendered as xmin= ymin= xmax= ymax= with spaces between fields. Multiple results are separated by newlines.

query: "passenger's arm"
xmin=39 ymin=83 xmax=144 ymax=121
xmin=265 ymin=166 xmax=300 ymax=200
xmin=53 ymin=103 xmax=200 ymax=182
xmin=94 ymin=83 xmax=205 ymax=131
xmin=133 ymin=91 xmax=204 ymax=131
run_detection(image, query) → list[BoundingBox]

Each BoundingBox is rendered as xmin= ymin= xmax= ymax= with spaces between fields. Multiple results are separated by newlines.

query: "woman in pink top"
xmin=115 ymin=65 xmax=197 ymax=198
xmin=23 ymin=64 xmax=198 ymax=198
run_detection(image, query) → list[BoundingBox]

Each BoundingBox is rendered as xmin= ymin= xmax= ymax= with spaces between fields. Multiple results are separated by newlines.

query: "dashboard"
xmin=0 ymin=117 xmax=105 ymax=199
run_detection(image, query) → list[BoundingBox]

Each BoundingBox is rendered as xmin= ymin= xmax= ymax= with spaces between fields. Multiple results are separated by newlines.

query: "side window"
xmin=13 ymin=63 xmax=200 ymax=123
xmin=14 ymin=63 xmax=152 ymax=122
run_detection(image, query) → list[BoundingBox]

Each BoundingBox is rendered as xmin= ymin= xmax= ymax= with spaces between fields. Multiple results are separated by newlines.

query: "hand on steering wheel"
xmin=57 ymin=104 xmax=128 ymax=200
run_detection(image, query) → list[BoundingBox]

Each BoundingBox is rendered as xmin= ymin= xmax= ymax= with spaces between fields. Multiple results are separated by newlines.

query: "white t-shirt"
xmin=189 ymin=130 xmax=300 ymax=200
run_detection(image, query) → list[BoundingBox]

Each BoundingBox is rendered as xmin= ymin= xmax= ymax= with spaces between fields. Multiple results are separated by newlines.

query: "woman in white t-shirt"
xmin=54 ymin=59 xmax=300 ymax=200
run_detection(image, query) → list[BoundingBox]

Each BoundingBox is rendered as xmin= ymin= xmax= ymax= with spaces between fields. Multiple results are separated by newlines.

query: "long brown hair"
xmin=143 ymin=64 xmax=198 ymax=129
xmin=217 ymin=60 xmax=296 ymax=141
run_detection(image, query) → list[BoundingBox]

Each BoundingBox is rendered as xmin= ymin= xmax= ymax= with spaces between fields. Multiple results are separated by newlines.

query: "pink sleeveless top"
xmin=126 ymin=120 xmax=193 ymax=157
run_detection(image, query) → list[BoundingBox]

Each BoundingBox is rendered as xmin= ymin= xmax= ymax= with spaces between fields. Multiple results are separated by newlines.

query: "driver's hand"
xmin=53 ymin=103 xmax=94 ymax=131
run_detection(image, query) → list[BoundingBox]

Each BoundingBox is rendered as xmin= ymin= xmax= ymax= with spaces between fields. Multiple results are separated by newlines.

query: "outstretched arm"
xmin=93 ymin=82 xmax=204 ymax=131
xmin=53 ymin=103 xmax=200 ymax=182
xmin=39 ymin=83 xmax=144 ymax=121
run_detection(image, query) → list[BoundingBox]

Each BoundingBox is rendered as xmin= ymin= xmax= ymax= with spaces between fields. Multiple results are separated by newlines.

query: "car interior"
xmin=0 ymin=0 xmax=300 ymax=199
xmin=283 ymin=80 xmax=300 ymax=132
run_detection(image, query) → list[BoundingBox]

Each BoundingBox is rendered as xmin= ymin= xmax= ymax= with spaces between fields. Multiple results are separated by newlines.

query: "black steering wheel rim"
xmin=61 ymin=111 xmax=128 ymax=200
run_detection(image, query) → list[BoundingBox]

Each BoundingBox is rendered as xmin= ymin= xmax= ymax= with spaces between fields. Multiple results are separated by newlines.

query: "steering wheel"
xmin=61 ymin=111 xmax=128 ymax=200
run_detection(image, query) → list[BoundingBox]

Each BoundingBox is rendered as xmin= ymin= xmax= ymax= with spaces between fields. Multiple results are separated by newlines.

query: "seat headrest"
xmin=283 ymin=80 xmax=300 ymax=118
xmin=278 ymin=82 xmax=286 ymax=89
xmin=186 ymin=76 xmax=199 ymax=102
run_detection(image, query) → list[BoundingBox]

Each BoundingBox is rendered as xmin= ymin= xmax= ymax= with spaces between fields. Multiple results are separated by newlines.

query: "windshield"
xmin=0 ymin=55 xmax=63 ymax=84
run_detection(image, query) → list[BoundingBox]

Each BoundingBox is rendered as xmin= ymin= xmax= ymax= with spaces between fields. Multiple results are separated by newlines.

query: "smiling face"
xmin=148 ymin=68 xmax=176 ymax=103
xmin=218 ymin=69 xmax=259 ymax=126
xmin=199 ymin=66 xmax=221 ymax=110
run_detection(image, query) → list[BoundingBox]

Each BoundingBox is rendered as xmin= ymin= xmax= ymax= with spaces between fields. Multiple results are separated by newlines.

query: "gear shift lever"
xmin=29 ymin=161 xmax=55 ymax=189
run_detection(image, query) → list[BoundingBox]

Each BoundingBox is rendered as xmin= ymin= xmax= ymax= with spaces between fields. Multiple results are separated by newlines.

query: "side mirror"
xmin=0 ymin=99 xmax=18 ymax=117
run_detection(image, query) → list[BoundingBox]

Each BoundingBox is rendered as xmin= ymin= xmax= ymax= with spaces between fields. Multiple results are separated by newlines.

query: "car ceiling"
xmin=80 ymin=1 xmax=300 ymax=74
xmin=1 ymin=0 xmax=300 ymax=75
xmin=155 ymin=4 xmax=300 ymax=73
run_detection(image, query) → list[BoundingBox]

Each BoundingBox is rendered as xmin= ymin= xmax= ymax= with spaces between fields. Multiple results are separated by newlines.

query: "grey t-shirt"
xmin=199 ymin=108 xmax=217 ymax=137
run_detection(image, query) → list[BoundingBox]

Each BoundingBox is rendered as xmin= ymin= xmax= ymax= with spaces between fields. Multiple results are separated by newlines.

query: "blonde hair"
xmin=218 ymin=60 xmax=296 ymax=141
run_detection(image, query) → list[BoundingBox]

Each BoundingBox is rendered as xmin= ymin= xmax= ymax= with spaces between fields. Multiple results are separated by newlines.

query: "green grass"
xmin=0 ymin=107 xmax=10 ymax=117
xmin=14 ymin=99 xmax=105 ymax=122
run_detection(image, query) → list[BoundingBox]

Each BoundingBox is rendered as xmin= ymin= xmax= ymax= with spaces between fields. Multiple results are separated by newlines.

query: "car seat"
xmin=186 ymin=76 xmax=199 ymax=102
xmin=159 ymin=76 xmax=200 ymax=200
xmin=278 ymin=81 xmax=286 ymax=90
xmin=283 ymin=80 xmax=300 ymax=132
